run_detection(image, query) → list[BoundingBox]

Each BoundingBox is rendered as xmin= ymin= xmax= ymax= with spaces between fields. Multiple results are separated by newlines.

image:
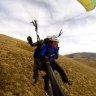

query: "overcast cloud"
xmin=0 ymin=0 xmax=96 ymax=55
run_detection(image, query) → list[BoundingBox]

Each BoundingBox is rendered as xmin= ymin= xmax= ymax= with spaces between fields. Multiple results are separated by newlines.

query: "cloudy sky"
xmin=0 ymin=0 xmax=96 ymax=55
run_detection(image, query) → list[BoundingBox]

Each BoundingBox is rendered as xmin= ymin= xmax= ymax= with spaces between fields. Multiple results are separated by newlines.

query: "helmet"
xmin=50 ymin=35 xmax=59 ymax=43
xmin=46 ymin=36 xmax=51 ymax=39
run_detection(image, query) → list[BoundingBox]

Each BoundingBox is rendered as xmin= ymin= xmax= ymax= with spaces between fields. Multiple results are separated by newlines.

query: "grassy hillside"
xmin=65 ymin=53 xmax=96 ymax=69
xmin=0 ymin=34 xmax=96 ymax=96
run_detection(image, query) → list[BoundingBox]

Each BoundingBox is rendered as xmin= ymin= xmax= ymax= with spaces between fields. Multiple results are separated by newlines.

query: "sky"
xmin=0 ymin=0 xmax=96 ymax=55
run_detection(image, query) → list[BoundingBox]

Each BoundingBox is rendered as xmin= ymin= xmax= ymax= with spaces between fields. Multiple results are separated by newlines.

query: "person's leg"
xmin=33 ymin=59 xmax=39 ymax=85
xmin=44 ymin=71 xmax=49 ymax=91
xmin=51 ymin=61 xmax=72 ymax=85
xmin=41 ymin=62 xmax=50 ymax=91
xmin=44 ymin=72 xmax=53 ymax=95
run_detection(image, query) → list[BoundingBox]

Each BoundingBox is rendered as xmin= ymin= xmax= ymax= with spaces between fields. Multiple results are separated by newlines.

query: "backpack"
xmin=33 ymin=39 xmax=50 ymax=58
xmin=33 ymin=40 xmax=44 ymax=58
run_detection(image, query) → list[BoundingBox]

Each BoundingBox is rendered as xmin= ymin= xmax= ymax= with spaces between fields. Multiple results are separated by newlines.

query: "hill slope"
xmin=65 ymin=52 xmax=96 ymax=69
xmin=0 ymin=34 xmax=96 ymax=96
xmin=65 ymin=52 xmax=96 ymax=60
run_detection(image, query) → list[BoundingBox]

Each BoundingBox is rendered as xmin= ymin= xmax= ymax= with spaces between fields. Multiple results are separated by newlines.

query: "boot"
xmin=67 ymin=81 xmax=72 ymax=85
xmin=45 ymin=90 xmax=53 ymax=96
xmin=65 ymin=80 xmax=72 ymax=86
xmin=33 ymin=79 xmax=38 ymax=86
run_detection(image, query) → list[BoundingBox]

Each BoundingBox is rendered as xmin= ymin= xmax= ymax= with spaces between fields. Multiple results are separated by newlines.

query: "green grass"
xmin=0 ymin=34 xmax=96 ymax=96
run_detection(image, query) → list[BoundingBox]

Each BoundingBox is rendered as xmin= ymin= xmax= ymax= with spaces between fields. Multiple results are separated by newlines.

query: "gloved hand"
xmin=27 ymin=36 xmax=32 ymax=43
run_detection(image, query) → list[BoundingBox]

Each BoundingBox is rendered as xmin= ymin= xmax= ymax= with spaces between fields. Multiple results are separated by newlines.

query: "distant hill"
xmin=65 ymin=52 xmax=96 ymax=61
xmin=0 ymin=34 xmax=96 ymax=96
xmin=65 ymin=52 xmax=96 ymax=69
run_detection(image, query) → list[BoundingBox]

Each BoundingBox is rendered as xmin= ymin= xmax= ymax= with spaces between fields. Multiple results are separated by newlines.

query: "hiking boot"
xmin=65 ymin=81 xmax=72 ymax=86
xmin=33 ymin=79 xmax=38 ymax=86
xmin=45 ymin=90 xmax=53 ymax=96
xmin=67 ymin=81 xmax=72 ymax=85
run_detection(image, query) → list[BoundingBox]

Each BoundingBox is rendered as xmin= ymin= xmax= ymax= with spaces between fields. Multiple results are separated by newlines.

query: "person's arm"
xmin=54 ymin=47 xmax=59 ymax=59
xmin=29 ymin=41 xmax=37 ymax=47
xmin=27 ymin=36 xmax=37 ymax=47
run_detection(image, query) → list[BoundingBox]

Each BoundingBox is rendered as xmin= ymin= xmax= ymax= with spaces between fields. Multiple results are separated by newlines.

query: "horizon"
xmin=0 ymin=0 xmax=96 ymax=55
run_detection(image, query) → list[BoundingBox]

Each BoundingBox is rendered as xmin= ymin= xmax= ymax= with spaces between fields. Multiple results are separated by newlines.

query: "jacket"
xmin=38 ymin=43 xmax=59 ymax=63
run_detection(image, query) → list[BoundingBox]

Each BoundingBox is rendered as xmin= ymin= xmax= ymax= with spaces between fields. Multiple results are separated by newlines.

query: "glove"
xmin=27 ymin=36 xmax=32 ymax=43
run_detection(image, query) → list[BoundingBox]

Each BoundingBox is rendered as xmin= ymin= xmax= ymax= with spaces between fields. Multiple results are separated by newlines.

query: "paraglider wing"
xmin=77 ymin=0 xmax=96 ymax=11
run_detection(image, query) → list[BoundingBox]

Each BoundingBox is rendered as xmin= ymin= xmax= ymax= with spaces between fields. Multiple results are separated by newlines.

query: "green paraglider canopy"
xmin=78 ymin=0 xmax=96 ymax=11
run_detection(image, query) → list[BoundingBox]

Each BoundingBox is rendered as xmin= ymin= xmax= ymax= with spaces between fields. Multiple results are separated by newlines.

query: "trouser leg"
xmin=51 ymin=61 xmax=69 ymax=83
xmin=42 ymin=62 xmax=49 ymax=91
xmin=33 ymin=60 xmax=38 ymax=80
xmin=44 ymin=71 xmax=49 ymax=91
